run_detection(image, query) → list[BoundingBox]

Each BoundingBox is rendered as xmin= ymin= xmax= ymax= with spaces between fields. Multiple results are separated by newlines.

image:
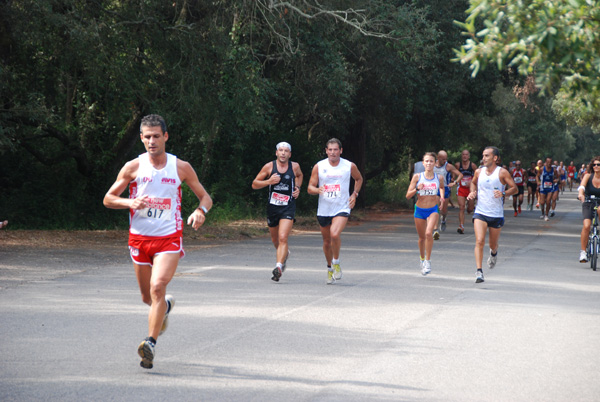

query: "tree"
xmin=453 ymin=0 xmax=600 ymax=131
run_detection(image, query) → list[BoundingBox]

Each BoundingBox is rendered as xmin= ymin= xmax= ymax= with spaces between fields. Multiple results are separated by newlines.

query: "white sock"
xmin=332 ymin=258 xmax=340 ymax=265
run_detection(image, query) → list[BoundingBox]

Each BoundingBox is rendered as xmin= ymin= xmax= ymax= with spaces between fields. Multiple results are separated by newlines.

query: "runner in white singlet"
xmin=104 ymin=114 xmax=212 ymax=370
xmin=307 ymin=138 xmax=363 ymax=285
xmin=467 ymin=146 xmax=517 ymax=284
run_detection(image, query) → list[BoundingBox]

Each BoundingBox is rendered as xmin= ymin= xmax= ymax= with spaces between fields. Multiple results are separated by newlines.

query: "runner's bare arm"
xmin=307 ymin=164 xmax=321 ymax=195
xmin=349 ymin=163 xmax=363 ymax=209
xmin=252 ymin=162 xmax=280 ymax=190
xmin=177 ymin=160 xmax=213 ymax=230
xmin=448 ymin=165 xmax=462 ymax=187
xmin=405 ymin=174 xmax=420 ymax=199
xmin=500 ymin=169 xmax=518 ymax=198
xmin=292 ymin=162 xmax=303 ymax=199
xmin=439 ymin=175 xmax=445 ymax=203
xmin=103 ymin=160 xmax=148 ymax=210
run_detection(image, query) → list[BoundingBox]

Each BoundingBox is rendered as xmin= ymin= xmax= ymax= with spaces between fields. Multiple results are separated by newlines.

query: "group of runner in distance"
xmin=102 ymin=114 xmax=594 ymax=370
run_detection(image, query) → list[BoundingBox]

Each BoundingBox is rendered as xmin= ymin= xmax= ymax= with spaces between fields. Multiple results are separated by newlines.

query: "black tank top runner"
xmin=586 ymin=172 xmax=600 ymax=198
xmin=267 ymin=160 xmax=295 ymax=214
xmin=527 ymin=168 xmax=537 ymax=183
xmin=458 ymin=162 xmax=475 ymax=178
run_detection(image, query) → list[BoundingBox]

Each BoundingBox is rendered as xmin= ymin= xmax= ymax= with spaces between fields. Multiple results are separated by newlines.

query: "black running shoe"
xmin=271 ymin=267 xmax=282 ymax=282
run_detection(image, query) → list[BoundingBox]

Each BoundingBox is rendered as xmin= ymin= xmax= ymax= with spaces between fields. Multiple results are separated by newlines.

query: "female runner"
xmin=406 ymin=152 xmax=445 ymax=275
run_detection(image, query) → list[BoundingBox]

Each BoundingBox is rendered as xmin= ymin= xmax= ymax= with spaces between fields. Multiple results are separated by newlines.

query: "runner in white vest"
xmin=307 ymin=138 xmax=363 ymax=284
xmin=104 ymin=114 xmax=212 ymax=369
xmin=467 ymin=146 xmax=517 ymax=284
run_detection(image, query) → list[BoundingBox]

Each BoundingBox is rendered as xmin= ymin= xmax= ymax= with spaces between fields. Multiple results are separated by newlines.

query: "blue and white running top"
xmin=417 ymin=172 xmax=440 ymax=197
xmin=540 ymin=166 xmax=555 ymax=192
xmin=474 ymin=166 xmax=504 ymax=218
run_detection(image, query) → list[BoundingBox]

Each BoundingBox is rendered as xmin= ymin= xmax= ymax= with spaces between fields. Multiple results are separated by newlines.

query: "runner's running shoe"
xmin=476 ymin=271 xmax=484 ymax=283
xmin=457 ymin=226 xmax=464 ymax=234
xmin=544 ymin=216 xmax=550 ymax=222
xmin=518 ymin=205 xmax=522 ymax=214
xmin=433 ymin=230 xmax=440 ymax=240
xmin=159 ymin=295 xmax=175 ymax=336
xmin=327 ymin=268 xmax=335 ymax=285
xmin=514 ymin=211 xmax=518 ymax=217
xmin=333 ymin=263 xmax=342 ymax=280
xmin=138 ymin=338 xmax=156 ymax=369
xmin=580 ymin=250 xmax=588 ymax=263
xmin=549 ymin=210 xmax=555 ymax=217
xmin=488 ymin=251 xmax=497 ymax=269
xmin=421 ymin=260 xmax=431 ymax=276
xmin=271 ymin=267 xmax=282 ymax=282
xmin=441 ymin=220 xmax=446 ymax=232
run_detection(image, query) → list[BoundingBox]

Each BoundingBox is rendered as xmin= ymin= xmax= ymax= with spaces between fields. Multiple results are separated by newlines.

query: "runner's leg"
xmin=473 ymin=219 xmax=488 ymax=269
xmin=276 ymin=219 xmax=293 ymax=264
xmin=457 ymin=196 xmax=466 ymax=228
xmin=425 ymin=212 xmax=439 ymax=260
xmin=320 ymin=225 xmax=333 ymax=266
xmin=414 ymin=217 xmax=427 ymax=260
xmin=146 ymin=252 xmax=179 ymax=340
xmin=329 ymin=216 xmax=349 ymax=261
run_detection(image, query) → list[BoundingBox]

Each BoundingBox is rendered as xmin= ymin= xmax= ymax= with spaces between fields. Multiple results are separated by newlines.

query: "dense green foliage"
xmin=454 ymin=0 xmax=600 ymax=132
xmin=1 ymin=0 xmax=597 ymax=228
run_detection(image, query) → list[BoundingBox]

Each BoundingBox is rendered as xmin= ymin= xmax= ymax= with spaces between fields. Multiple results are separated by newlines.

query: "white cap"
xmin=276 ymin=142 xmax=291 ymax=151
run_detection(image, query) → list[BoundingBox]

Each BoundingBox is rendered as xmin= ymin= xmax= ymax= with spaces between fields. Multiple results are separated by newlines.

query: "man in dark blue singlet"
xmin=537 ymin=157 xmax=558 ymax=222
xmin=252 ymin=142 xmax=304 ymax=282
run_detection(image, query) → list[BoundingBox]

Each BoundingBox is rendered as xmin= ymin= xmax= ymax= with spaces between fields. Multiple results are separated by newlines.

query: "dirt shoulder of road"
xmin=0 ymin=204 xmax=411 ymax=250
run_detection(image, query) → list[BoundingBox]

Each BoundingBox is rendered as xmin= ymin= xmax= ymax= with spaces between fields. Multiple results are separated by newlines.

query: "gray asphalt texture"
xmin=1 ymin=191 xmax=600 ymax=401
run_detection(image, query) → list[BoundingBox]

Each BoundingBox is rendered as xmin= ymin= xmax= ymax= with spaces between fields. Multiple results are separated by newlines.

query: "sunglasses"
xmin=594 ymin=163 xmax=600 ymax=167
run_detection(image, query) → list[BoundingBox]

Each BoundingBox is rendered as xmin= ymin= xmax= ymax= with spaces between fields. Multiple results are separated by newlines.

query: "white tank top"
xmin=475 ymin=166 xmax=505 ymax=218
xmin=129 ymin=153 xmax=183 ymax=238
xmin=417 ymin=172 xmax=440 ymax=197
xmin=317 ymin=157 xmax=352 ymax=216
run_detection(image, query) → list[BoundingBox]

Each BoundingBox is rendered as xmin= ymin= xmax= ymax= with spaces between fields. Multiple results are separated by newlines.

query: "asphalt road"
xmin=1 ymin=191 xmax=600 ymax=401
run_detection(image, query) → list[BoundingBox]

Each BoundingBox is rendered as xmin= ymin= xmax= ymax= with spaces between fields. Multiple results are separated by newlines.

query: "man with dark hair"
xmin=252 ymin=142 xmax=303 ymax=282
xmin=307 ymin=138 xmax=363 ymax=284
xmin=104 ymin=114 xmax=213 ymax=369
xmin=467 ymin=147 xmax=517 ymax=283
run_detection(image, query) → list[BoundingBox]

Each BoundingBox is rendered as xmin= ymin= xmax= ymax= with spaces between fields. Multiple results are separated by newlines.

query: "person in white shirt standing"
xmin=307 ymin=138 xmax=363 ymax=284
xmin=104 ymin=114 xmax=213 ymax=369
xmin=467 ymin=146 xmax=517 ymax=283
